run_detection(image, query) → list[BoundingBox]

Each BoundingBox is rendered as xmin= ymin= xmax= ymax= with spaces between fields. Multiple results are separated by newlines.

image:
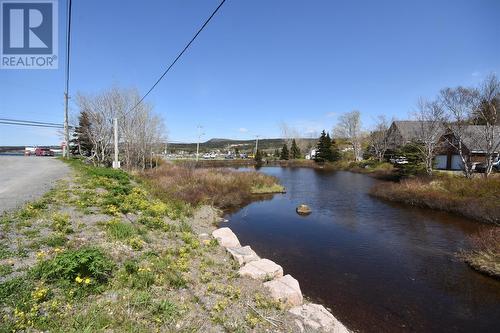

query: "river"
xmin=223 ymin=167 xmax=500 ymax=332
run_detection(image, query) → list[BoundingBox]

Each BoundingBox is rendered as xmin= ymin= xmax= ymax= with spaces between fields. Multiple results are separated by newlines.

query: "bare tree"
xmin=369 ymin=115 xmax=390 ymax=162
xmin=474 ymin=74 xmax=500 ymax=177
xmin=279 ymin=122 xmax=309 ymax=157
xmin=75 ymin=87 xmax=165 ymax=169
xmin=335 ymin=110 xmax=363 ymax=161
xmin=412 ymin=98 xmax=446 ymax=175
xmin=439 ymin=87 xmax=479 ymax=178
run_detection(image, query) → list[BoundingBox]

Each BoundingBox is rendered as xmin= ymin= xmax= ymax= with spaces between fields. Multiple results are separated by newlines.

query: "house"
xmin=305 ymin=149 xmax=317 ymax=160
xmin=386 ymin=120 xmax=446 ymax=150
xmin=386 ymin=121 xmax=499 ymax=171
xmin=434 ymin=125 xmax=500 ymax=170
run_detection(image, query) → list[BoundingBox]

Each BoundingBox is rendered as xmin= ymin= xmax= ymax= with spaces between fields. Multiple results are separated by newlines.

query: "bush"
xmin=32 ymin=247 xmax=114 ymax=286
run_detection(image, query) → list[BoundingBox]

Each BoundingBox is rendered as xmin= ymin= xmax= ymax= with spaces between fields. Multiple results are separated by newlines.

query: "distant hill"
xmin=168 ymin=138 xmax=318 ymax=153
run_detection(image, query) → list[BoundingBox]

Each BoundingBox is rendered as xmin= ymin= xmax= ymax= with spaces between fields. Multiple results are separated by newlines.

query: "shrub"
xmin=32 ymin=247 xmax=114 ymax=286
xmin=51 ymin=213 xmax=72 ymax=233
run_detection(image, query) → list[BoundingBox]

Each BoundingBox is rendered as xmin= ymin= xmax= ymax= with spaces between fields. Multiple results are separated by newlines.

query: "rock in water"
xmin=296 ymin=204 xmax=312 ymax=215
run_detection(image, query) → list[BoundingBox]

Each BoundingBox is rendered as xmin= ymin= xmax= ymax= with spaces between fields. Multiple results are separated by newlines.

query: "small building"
xmin=386 ymin=120 xmax=446 ymax=150
xmin=434 ymin=125 xmax=500 ymax=170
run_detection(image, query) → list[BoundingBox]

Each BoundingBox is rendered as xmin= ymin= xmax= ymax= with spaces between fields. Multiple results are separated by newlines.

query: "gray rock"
xmin=264 ymin=274 xmax=303 ymax=306
xmin=289 ymin=303 xmax=349 ymax=333
xmin=238 ymin=258 xmax=283 ymax=281
xmin=212 ymin=227 xmax=241 ymax=248
xmin=227 ymin=246 xmax=260 ymax=266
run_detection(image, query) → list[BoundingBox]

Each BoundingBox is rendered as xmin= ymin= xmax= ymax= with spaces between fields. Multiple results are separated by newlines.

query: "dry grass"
xmin=461 ymin=228 xmax=500 ymax=278
xmin=371 ymin=175 xmax=500 ymax=224
xmin=142 ymin=163 xmax=284 ymax=209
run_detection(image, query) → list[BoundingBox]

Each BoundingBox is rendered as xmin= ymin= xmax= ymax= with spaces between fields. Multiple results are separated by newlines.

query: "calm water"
xmin=224 ymin=167 xmax=500 ymax=333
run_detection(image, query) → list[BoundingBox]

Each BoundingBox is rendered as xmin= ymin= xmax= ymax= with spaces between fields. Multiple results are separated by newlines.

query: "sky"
xmin=1 ymin=0 xmax=499 ymax=146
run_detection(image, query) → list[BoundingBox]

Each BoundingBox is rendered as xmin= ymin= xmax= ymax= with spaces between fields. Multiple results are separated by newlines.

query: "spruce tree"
xmin=330 ymin=138 xmax=341 ymax=161
xmin=280 ymin=144 xmax=289 ymax=160
xmin=70 ymin=111 xmax=93 ymax=156
xmin=274 ymin=149 xmax=280 ymax=158
xmin=314 ymin=130 xmax=328 ymax=162
xmin=290 ymin=139 xmax=301 ymax=159
xmin=254 ymin=149 xmax=263 ymax=165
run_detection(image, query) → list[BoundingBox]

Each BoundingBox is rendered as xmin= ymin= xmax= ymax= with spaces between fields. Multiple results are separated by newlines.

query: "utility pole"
xmin=196 ymin=125 xmax=204 ymax=161
xmin=63 ymin=0 xmax=72 ymax=158
xmin=255 ymin=135 xmax=260 ymax=154
xmin=112 ymin=117 xmax=120 ymax=169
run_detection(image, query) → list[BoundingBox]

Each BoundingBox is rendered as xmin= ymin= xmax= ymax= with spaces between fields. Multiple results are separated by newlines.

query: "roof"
xmin=391 ymin=121 xmax=446 ymax=142
xmin=460 ymin=125 xmax=500 ymax=153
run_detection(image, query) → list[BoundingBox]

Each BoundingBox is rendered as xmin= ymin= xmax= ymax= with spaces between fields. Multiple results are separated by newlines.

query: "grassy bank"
xmin=0 ymin=159 xmax=298 ymax=332
xmin=371 ymin=175 xmax=500 ymax=224
xmin=460 ymin=228 xmax=500 ymax=278
xmin=142 ymin=163 xmax=284 ymax=209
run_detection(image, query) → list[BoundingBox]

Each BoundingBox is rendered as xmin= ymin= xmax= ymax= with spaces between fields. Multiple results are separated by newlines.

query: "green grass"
xmin=104 ymin=219 xmax=135 ymax=240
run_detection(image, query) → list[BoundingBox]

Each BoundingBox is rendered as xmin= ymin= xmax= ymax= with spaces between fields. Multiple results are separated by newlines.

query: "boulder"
xmin=212 ymin=227 xmax=241 ymax=248
xmin=289 ymin=303 xmax=349 ymax=333
xmin=264 ymin=274 xmax=303 ymax=306
xmin=238 ymin=258 xmax=283 ymax=281
xmin=296 ymin=204 xmax=312 ymax=215
xmin=227 ymin=246 xmax=260 ymax=266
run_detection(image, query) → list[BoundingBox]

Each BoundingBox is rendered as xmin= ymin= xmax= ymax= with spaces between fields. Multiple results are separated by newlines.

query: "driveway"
xmin=0 ymin=156 xmax=70 ymax=214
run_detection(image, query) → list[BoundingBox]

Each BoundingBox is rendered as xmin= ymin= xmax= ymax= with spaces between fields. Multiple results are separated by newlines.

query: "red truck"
xmin=34 ymin=147 xmax=54 ymax=156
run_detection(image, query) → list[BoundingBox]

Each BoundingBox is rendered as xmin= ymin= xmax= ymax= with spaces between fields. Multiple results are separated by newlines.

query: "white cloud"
xmin=238 ymin=127 xmax=248 ymax=133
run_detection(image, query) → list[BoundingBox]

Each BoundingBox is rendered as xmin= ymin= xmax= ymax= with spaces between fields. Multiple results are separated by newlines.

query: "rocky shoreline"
xmin=210 ymin=226 xmax=350 ymax=332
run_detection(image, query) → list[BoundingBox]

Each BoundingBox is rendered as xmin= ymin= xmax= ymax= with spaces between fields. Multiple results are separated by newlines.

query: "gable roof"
xmin=391 ymin=120 xmax=446 ymax=142
xmin=460 ymin=125 xmax=500 ymax=153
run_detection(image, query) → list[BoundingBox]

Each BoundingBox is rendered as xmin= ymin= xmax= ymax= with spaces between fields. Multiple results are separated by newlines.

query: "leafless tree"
xmin=334 ymin=110 xmax=363 ymax=161
xmin=411 ymin=98 xmax=446 ymax=175
xmin=473 ymin=74 xmax=500 ymax=177
xmin=75 ymin=87 xmax=165 ymax=169
xmin=369 ymin=115 xmax=390 ymax=162
xmin=439 ymin=87 xmax=479 ymax=178
xmin=279 ymin=122 xmax=310 ymax=156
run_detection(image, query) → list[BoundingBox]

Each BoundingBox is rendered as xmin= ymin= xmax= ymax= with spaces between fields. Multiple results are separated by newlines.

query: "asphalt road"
xmin=0 ymin=156 xmax=70 ymax=214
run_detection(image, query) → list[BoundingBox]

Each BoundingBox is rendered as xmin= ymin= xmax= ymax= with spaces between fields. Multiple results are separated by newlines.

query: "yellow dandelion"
xmin=84 ymin=277 xmax=91 ymax=284
xmin=75 ymin=276 xmax=83 ymax=283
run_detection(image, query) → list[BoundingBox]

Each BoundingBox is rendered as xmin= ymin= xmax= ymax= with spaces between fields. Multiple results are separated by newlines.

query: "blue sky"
xmin=1 ymin=0 xmax=499 ymax=145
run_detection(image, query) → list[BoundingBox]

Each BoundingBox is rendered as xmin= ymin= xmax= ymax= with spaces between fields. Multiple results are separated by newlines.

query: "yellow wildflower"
xmin=84 ymin=277 xmax=91 ymax=284
xmin=75 ymin=276 xmax=83 ymax=283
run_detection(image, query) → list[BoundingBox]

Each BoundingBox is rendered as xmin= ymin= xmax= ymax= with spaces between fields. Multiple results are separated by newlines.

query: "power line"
xmin=126 ymin=0 xmax=227 ymax=116
xmin=0 ymin=121 xmax=64 ymax=129
xmin=0 ymin=118 xmax=64 ymax=127
xmin=63 ymin=0 xmax=73 ymax=157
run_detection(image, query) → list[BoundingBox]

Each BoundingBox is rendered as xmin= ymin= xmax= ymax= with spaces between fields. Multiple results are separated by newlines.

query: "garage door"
xmin=451 ymin=155 xmax=463 ymax=170
xmin=434 ymin=155 xmax=447 ymax=169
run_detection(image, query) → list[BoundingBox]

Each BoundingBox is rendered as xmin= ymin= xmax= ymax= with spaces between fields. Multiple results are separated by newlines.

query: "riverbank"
xmin=175 ymin=158 xmax=398 ymax=180
xmin=0 ymin=160 xmax=344 ymax=332
xmin=370 ymin=175 xmax=500 ymax=224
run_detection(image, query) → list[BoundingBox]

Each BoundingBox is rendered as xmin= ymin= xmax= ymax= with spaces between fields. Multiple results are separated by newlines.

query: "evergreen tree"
xmin=70 ymin=111 xmax=93 ymax=156
xmin=330 ymin=138 xmax=341 ymax=161
xmin=274 ymin=148 xmax=280 ymax=158
xmin=314 ymin=130 xmax=329 ymax=162
xmin=234 ymin=147 xmax=240 ymax=156
xmin=290 ymin=139 xmax=301 ymax=159
xmin=254 ymin=149 xmax=263 ymax=165
xmin=280 ymin=144 xmax=289 ymax=160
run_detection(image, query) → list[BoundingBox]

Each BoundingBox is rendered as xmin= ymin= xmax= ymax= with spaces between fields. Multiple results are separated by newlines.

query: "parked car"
xmin=493 ymin=159 xmax=500 ymax=172
xmin=35 ymin=147 xmax=54 ymax=156
xmin=390 ymin=156 xmax=408 ymax=165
